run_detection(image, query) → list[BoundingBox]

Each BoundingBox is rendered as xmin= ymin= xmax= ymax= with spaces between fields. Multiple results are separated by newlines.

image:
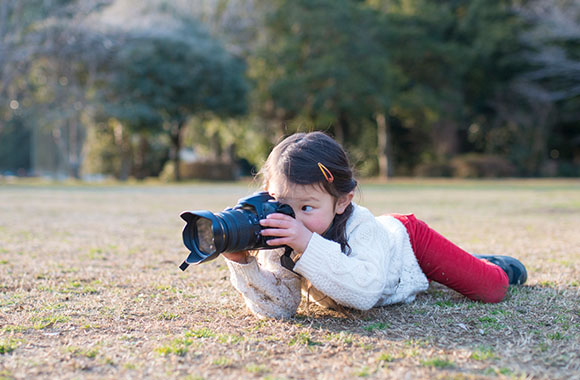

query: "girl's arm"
xmin=222 ymin=251 xmax=249 ymax=263
xmin=224 ymin=249 xmax=302 ymax=319
xmin=293 ymin=221 xmax=393 ymax=311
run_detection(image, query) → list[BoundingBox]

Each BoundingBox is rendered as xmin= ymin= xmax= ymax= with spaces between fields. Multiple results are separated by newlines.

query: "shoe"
xmin=475 ymin=255 xmax=528 ymax=285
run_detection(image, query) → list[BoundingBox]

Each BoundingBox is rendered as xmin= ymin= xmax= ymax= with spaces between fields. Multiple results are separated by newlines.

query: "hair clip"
xmin=317 ymin=162 xmax=334 ymax=183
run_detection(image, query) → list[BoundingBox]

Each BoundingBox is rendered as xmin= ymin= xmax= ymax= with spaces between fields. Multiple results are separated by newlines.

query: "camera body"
xmin=179 ymin=192 xmax=294 ymax=270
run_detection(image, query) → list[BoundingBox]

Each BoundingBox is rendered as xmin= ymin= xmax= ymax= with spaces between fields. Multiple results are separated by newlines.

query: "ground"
xmin=0 ymin=179 xmax=578 ymax=380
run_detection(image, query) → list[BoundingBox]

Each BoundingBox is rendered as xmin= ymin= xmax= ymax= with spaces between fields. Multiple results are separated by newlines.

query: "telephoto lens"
xmin=179 ymin=192 xmax=294 ymax=270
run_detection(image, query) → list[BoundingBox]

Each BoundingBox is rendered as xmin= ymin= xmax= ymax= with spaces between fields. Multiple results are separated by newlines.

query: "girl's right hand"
xmin=222 ymin=251 xmax=248 ymax=264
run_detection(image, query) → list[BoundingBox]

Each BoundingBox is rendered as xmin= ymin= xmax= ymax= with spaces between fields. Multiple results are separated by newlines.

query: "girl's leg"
xmin=390 ymin=214 xmax=509 ymax=303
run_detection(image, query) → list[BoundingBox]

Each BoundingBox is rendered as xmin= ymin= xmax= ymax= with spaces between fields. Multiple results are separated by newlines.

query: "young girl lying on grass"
xmin=223 ymin=132 xmax=527 ymax=318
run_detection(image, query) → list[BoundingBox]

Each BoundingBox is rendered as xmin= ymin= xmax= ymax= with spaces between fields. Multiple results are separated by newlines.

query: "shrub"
xmin=413 ymin=162 xmax=454 ymax=177
xmin=450 ymin=154 xmax=516 ymax=178
xmin=179 ymin=161 xmax=238 ymax=181
xmin=160 ymin=160 xmax=239 ymax=181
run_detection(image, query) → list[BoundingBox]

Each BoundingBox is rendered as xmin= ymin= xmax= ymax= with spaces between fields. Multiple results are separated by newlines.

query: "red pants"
xmin=390 ymin=214 xmax=509 ymax=303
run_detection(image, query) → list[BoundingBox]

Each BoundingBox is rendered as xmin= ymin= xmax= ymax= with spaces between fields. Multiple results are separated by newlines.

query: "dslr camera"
xmin=179 ymin=192 xmax=294 ymax=270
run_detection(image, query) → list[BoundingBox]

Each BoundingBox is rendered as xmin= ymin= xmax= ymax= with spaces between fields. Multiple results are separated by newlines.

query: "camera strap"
xmin=280 ymin=246 xmax=299 ymax=274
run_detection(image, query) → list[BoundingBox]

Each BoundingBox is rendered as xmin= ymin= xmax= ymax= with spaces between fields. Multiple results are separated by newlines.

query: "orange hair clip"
xmin=317 ymin=162 xmax=334 ymax=183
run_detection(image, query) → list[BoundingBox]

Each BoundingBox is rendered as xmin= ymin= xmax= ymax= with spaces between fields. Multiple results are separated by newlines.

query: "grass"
xmin=288 ymin=332 xmax=322 ymax=346
xmin=0 ymin=178 xmax=579 ymax=379
xmin=420 ymin=357 xmax=455 ymax=368
xmin=0 ymin=339 xmax=21 ymax=355
xmin=470 ymin=346 xmax=497 ymax=361
xmin=363 ymin=322 xmax=390 ymax=332
xmin=155 ymin=339 xmax=191 ymax=357
xmin=65 ymin=346 xmax=100 ymax=359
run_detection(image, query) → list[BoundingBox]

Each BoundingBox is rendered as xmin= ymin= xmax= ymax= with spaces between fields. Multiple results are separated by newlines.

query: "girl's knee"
xmin=389 ymin=213 xmax=418 ymax=227
xmin=484 ymin=287 xmax=508 ymax=303
xmin=476 ymin=279 xmax=509 ymax=303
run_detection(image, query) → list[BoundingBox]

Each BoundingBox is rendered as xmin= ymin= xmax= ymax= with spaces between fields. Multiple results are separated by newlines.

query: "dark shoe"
xmin=475 ymin=255 xmax=528 ymax=285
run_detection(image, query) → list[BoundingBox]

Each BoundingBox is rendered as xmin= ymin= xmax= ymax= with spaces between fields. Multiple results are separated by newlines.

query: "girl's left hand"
xmin=260 ymin=213 xmax=313 ymax=254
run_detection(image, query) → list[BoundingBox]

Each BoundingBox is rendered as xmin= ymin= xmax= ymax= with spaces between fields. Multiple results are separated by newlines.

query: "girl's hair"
xmin=260 ymin=132 xmax=358 ymax=254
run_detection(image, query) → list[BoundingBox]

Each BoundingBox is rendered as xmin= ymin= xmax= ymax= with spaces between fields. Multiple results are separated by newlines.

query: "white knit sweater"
xmin=225 ymin=204 xmax=429 ymax=319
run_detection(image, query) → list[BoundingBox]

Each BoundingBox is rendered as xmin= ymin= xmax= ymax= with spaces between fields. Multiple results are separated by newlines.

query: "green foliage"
xmin=182 ymin=116 xmax=270 ymax=175
xmin=94 ymin=13 xmax=249 ymax=180
xmin=82 ymin=119 xmax=169 ymax=180
xmin=1 ymin=0 xmax=578 ymax=178
xmin=0 ymin=0 xmax=111 ymax=178
xmin=0 ymin=118 xmax=31 ymax=173
xmin=253 ymin=0 xmax=394 ymax=136
xmin=250 ymin=0 xmax=542 ymax=176
xmin=105 ymin=26 xmax=248 ymax=129
xmin=378 ymin=0 xmax=530 ymax=167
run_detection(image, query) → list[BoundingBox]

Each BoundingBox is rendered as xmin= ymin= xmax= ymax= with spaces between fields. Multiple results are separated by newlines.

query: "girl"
xmin=223 ymin=132 xmax=527 ymax=319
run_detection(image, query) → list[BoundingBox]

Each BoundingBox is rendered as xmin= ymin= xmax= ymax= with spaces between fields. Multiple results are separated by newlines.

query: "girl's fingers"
xmin=260 ymin=218 xmax=291 ymax=228
xmin=265 ymin=237 xmax=289 ymax=246
xmin=265 ymin=213 xmax=293 ymax=221
xmin=260 ymin=228 xmax=290 ymax=237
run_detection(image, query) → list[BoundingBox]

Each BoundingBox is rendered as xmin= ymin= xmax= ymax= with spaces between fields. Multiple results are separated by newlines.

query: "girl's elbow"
xmin=249 ymin=304 xmax=297 ymax=319
xmin=255 ymin=309 xmax=297 ymax=320
xmin=246 ymin=296 xmax=301 ymax=319
xmin=344 ymin=294 xmax=380 ymax=311
xmin=353 ymin=302 xmax=375 ymax=311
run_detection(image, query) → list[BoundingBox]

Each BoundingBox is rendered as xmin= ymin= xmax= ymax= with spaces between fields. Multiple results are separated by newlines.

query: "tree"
xmin=509 ymin=0 xmax=580 ymax=175
xmin=369 ymin=0 xmax=529 ymax=174
xmin=95 ymin=4 xmax=249 ymax=180
xmin=252 ymin=0 xmax=397 ymax=176
xmin=0 ymin=0 xmax=113 ymax=178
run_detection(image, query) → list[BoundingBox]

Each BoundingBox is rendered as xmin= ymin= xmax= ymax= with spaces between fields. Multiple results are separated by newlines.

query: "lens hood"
xmin=180 ymin=211 xmax=224 ymax=265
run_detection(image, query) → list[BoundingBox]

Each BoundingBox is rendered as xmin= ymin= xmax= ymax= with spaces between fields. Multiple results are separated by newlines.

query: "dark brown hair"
xmin=260 ymin=132 xmax=358 ymax=254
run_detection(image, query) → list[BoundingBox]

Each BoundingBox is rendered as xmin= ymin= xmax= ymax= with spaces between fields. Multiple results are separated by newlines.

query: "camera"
xmin=179 ymin=192 xmax=295 ymax=270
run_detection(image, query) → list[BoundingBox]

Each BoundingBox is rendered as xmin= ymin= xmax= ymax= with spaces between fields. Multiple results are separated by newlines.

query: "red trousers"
xmin=390 ymin=214 xmax=509 ymax=303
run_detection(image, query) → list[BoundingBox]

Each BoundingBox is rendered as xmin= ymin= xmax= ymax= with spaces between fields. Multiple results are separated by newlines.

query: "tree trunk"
xmin=432 ymin=118 xmax=459 ymax=160
xmin=67 ymin=107 xmax=86 ymax=180
xmin=527 ymin=103 xmax=552 ymax=176
xmin=210 ymin=131 xmax=222 ymax=161
xmin=134 ymin=134 xmax=149 ymax=180
xmin=114 ymin=122 xmax=132 ymax=181
xmin=335 ymin=111 xmax=348 ymax=145
xmin=432 ymin=102 xmax=460 ymax=161
xmin=169 ymin=120 xmax=184 ymax=181
xmin=376 ymin=112 xmax=393 ymax=178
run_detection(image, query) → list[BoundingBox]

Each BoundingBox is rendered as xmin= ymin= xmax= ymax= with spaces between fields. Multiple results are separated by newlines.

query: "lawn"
xmin=0 ymin=179 xmax=579 ymax=379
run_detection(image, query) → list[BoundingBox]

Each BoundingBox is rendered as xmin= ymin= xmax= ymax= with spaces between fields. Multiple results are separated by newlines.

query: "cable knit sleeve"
xmin=225 ymin=249 xmax=302 ymax=319
xmin=293 ymin=211 xmax=393 ymax=310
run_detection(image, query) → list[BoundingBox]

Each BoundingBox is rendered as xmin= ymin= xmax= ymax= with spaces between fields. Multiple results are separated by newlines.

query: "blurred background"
xmin=0 ymin=0 xmax=578 ymax=182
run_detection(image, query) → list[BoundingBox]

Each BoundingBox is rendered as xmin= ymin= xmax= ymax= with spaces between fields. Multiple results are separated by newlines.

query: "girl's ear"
xmin=335 ymin=191 xmax=354 ymax=215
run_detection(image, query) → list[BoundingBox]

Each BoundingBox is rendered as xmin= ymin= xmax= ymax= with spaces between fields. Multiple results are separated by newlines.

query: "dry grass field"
xmin=1 ymin=179 xmax=579 ymax=380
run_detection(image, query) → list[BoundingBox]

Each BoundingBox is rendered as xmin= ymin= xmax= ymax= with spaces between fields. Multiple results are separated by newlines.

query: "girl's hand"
xmin=260 ymin=213 xmax=313 ymax=254
xmin=222 ymin=251 xmax=249 ymax=264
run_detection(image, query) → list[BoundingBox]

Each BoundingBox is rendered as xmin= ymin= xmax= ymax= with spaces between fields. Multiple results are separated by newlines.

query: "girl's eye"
xmin=302 ymin=205 xmax=313 ymax=212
